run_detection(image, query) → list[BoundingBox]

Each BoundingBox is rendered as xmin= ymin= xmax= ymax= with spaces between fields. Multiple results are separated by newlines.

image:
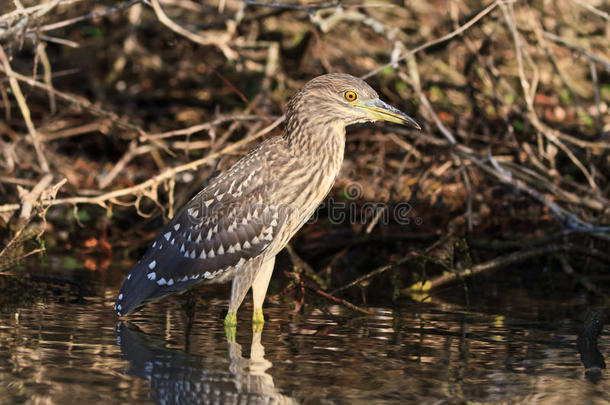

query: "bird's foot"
xmin=224 ymin=311 xmax=237 ymax=327
xmin=225 ymin=324 xmax=236 ymax=342
xmin=252 ymin=308 xmax=265 ymax=333
xmin=224 ymin=311 xmax=237 ymax=342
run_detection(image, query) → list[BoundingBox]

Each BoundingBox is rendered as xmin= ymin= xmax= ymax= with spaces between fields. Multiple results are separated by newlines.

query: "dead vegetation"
xmin=0 ymin=0 xmax=608 ymax=304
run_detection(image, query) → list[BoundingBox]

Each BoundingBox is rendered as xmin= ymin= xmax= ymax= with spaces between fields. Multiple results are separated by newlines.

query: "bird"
xmin=114 ymin=73 xmax=420 ymax=327
xmin=117 ymin=324 xmax=297 ymax=404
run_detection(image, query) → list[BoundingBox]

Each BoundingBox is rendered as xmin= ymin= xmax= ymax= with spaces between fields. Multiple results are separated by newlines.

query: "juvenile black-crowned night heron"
xmin=115 ymin=73 xmax=420 ymax=326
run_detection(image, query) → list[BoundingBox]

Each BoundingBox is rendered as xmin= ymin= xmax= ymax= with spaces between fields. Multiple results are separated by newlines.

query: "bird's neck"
xmin=284 ymin=116 xmax=346 ymax=174
xmin=281 ymin=118 xmax=347 ymax=233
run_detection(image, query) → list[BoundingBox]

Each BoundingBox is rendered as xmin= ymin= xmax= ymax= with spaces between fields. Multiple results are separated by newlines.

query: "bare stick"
xmin=0 ymin=45 xmax=49 ymax=172
xmin=362 ymin=0 xmax=505 ymax=79
xmin=0 ymin=117 xmax=279 ymax=215
xmin=306 ymin=285 xmax=374 ymax=315
xmin=0 ymin=0 xmax=62 ymax=41
xmin=147 ymin=115 xmax=266 ymax=140
xmin=150 ymin=0 xmax=237 ymax=59
xmin=569 ymin=0 xmax=610 ymax=23
xmin=500 ymin=2 xmax=598 ymax=189
xmin=50 ymin=116 xmax=283 ymax=208
xmin=98 ymin=142 xmax=156 ymax=189
xmin=330 ymin=253 xmax=417 ymax=295
xmin=33 ymin=0 xmax=144 ymax=33
xmin=0 ymin=66 xmax=142 ymax=132
xmin=408 ymin=244 xmax=610 ymax=291
xmin=542 ymin=31 xmax=610 ymax=72
xmin=16 ymin=174 xmax=54 ymax=231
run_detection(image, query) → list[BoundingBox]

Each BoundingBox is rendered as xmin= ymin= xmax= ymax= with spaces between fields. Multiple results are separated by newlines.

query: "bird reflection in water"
xmin=116 ymin=322 xmax=296 ymax=404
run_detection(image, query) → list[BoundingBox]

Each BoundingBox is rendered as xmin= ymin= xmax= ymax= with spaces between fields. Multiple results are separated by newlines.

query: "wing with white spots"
xmin=115 ymin=139 xmax=291 ymax=316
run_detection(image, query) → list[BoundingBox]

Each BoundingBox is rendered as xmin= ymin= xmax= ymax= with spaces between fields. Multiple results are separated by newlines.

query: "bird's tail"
xmin=114 ymin=255 xmax=200 ymax=316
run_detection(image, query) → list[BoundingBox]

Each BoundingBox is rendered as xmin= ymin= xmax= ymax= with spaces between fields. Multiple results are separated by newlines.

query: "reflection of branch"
xmin=578 ymin=310 xmax=607 ymax=383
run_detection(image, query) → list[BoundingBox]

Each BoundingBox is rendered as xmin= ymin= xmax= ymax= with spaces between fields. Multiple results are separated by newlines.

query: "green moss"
xmin=578 ymin=111 xmax=594 ymax=127
xmin=601 ymin=84 xmax=610 ymax=99
xmin=292 ymin=33 xmax=305 ymax=45
xmin=430 ymin=85 xmax=444 ymax=100
xmin=81 ymin=25 xmax=103 ymax=39
xmin=559 ymin=88 xmax=572 ymax=105
xmin=73 ymin=208 xmax=91 ymax=222
xmin=512 ymin=120 xmax=524 ymax=132
xmin=380 ymin=66 xmax=395 ymax=76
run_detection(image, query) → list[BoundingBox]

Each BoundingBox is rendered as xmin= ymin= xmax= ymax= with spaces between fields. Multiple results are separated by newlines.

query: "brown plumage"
xmin=115 ymin=73 xmax=419 ymax=323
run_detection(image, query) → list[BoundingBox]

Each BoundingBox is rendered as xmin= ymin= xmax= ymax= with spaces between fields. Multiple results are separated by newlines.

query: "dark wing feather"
xmin=115 ymin=140 xmax=288 ymax=315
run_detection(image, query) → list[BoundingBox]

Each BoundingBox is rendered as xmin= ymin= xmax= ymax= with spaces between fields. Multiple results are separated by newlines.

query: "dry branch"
xmin=0 ymin=0 xmax=607 ymax=293
xmin=408 ymin=243 xmax=610 ymax=291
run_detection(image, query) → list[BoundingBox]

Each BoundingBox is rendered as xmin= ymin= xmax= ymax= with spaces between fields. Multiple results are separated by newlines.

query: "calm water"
xmin=0 ymin=256 xmax=607 ymax=404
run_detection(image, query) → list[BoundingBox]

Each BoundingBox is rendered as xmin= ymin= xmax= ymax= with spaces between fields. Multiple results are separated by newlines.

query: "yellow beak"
xmin=357 ymin=98 xmax=421 ymax=129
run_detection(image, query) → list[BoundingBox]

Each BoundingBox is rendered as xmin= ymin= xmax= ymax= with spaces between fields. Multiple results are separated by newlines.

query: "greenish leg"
xmin=252 ymin=308 xmax=265 ymax=333
xmin=224 ymin=311 xmax=237 ymax=342
xmin=251 ymin=258 xmax=275 ymax=332
xmin=252 ymin=308 xmax=265 ymax=324
xmin=224 ymin=311 xmax=237 ymax=326
xmin=224 ymin=324 xmax=236 ymax=342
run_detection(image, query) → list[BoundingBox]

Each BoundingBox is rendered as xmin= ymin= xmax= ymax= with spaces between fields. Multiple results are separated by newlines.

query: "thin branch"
xmin=51 ymin=117 xmax=283 ymax=208
xmin=408 ymin=243 xmax=610 ymax=291
xmin=306 ymin=285 xmax=374 ymax=315
xmin=0 ymin=45 xmax=49 ymax=172
xmin=543 ymin=31 xmax=610 ymax=72
xmin=150 ymin=0 xmax=237 ymax=59
xmin=33 ymin=0 xmax=144 ymax=33
xmin=330 ymin=252 xmax=417 ymax=295
xmin=362 ymin=0 xmax=506 ymax=79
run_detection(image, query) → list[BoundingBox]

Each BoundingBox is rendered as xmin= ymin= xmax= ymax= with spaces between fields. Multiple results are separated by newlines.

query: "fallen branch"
xmin=306 ymin=284 xmax=374 ymax=315
xmin=407 ymin=243 xmax=610 ymax=291
xmin=330 ymin=252 xmax=418 ymax=295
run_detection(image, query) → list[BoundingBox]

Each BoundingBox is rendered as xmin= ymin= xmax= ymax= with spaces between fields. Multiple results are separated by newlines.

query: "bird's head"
xmin=286 ymin=73 xmax=420 ymax=130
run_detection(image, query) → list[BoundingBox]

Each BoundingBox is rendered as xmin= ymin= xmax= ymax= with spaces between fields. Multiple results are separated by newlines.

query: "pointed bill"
xmin=358 ymin=98 xmax=421 ymax=129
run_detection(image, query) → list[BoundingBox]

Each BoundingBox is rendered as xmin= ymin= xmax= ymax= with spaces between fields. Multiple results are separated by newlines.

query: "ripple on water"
xmin=0 ymin=267 xmax=608 ymax=404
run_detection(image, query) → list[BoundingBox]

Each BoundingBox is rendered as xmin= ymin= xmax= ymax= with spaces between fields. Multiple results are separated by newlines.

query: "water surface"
xmin=0 ymin=257 xmax=607 ymax=404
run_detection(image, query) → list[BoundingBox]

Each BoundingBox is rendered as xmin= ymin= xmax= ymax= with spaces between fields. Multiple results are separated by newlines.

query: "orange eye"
xmin=344 ymin=91 xmax=357 ymax=101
